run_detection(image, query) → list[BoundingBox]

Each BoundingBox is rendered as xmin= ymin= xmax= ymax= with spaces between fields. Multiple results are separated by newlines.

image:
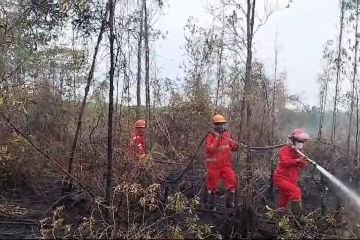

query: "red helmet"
xmin=290 ymin=128 xmax=310 ymax=142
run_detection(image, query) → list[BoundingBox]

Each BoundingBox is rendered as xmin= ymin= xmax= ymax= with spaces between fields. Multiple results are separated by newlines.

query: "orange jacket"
xmin=274 ymin=145 xmax=307 ymax=183
xmin=127 ymin=133 xmax=146 ymax=158
xmin=204 ymin=131 xmax=238 ymax=169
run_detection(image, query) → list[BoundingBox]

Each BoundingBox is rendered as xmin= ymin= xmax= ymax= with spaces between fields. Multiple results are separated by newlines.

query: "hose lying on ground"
xmin=165 ymin=132 xmax=209 ymax=184
xmin=164 ymin=133 xmax=357 ymax=185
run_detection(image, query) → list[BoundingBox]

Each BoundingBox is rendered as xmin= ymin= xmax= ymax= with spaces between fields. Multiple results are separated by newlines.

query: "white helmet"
xmin=290 ymin=128 xmax=310 ymax=142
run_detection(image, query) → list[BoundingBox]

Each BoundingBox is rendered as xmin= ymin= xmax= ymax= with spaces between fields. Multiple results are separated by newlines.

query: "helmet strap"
xmin=288 ymin=136 xmax=296 ymax=148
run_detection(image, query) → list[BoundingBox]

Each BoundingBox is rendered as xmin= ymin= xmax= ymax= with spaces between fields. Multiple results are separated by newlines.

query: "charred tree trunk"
xmin=271 ymin=31 xmax=278 ymax=144
xmin=269 ymin=32 xmax=278 ymax=199
xmin=72 ymin=28 xmax=77 ymax=102
xmin=333 ymin=0 xmax=345 ymax=218
xmin=114 ymin=31 xmax=122 ymax=118
xmin=318 ymin=73 xmax=329 ymax=140
xmin=356 ymin=88 xmax=360 ymax=187
xmin=244 ymin=0 xmax=256 ymax=175
xmin=318 ymin=88 xmax=324 ymax=140
xmin=136 ymin=1 xmax=144 ymax=119
xmin=331 ymin=0 xmax=345 ymax=144
xmin=144 ymin=0 xmax=151 ymax=141
xmin=215 ymin=16 xmax=225 ymax=108
xmin=356 ymin=89 xmax=359 ymax=159
xmin=115 ymin=73 xmax=119 ymax=115
xmin=215 ymin=44 xmax=224 ymax=108
xmin=259 ymin=76 xmax=270 ymax=145
xmin=0 ymin=21 xmax=9 ymax=93
xmin=67 ymin=1 xmax=109 ymax=176
xmin=127 ymin=20 xmax=131 ymax=127
xmin=238 ymin=0 xmax=256 ymax=238
xmin=105 ymin=0 xmax=115 ymax=205
xmin=347 ymin=1 xmax=360 ymax=160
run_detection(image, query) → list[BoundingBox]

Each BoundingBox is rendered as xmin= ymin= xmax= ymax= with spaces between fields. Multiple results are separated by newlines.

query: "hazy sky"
xmin=154 ymin=0 xmax=340 ymax=106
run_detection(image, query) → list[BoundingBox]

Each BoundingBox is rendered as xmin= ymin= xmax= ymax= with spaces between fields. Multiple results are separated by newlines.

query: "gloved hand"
xmin=297 ymin=156 xmax=310 ymax=166
xmin=232 ymin=143 xmax=239 ymax=152
xmin=138 ymin=154 xmax=154 ymax=169
xmin=136 ymin=154 xmax=147 ymax=169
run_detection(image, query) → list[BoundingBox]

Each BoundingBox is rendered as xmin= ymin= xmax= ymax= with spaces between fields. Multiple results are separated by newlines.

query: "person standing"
xmin=204 ymin=114 xmax=238 ymax=209
xmin=273 ymin=128 xmax=311 ymax=215
xmin=129 ymin=119 xmax=147 ymax=160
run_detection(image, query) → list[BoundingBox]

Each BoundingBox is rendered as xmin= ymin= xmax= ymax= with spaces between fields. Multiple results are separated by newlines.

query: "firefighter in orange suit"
xmin=204 ymin=114 xmax=238 ymax=209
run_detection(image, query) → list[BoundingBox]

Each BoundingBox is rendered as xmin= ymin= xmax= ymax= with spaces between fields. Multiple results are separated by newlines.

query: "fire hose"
xmin=213 ymin=133 xmax=286 ymax=151
xmin=294 ymin=148 xmax=318 ymax=166
xmin=166 ymin=131 xmax=286 ymax=184
xmin=166 ymin=131 xmax=350 ymax=185
xmin=165 ymin=132 xmax=360 ymax=214
xmin=165 ymin=132 xmax=209 ymax=183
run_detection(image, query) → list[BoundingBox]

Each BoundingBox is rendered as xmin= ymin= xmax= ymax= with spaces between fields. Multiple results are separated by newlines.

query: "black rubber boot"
xmin=206 ymin=191 xmax=216 ymax=211
xmin=290 ymin=201 xmax=303 ymax=217
xmin=225 ymin=191 xmax=235 ymax=208
xmin=275 ymin=207 xmax=286 ymax=215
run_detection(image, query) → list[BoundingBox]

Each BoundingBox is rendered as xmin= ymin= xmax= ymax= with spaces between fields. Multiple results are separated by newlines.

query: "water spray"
xmin=177 ymin=131 xmax=360 ymax=211
xmin=295 ymin=149 xmax=360 ymax=211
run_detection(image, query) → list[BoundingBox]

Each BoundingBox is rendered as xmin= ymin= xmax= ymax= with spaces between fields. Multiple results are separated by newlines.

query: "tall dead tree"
xmin=318 ymin=75 xmax=329 ymax=140
xmin=126 ymin=7 xmax=132 ymax=127
xmin=67 ymin=1 xmax=109 ymax=176
xmin=144 ymin=0 xmax=151 ymax=131
xmin=271 ymin=30 xmax=278 ymax=143
xmin=244 ymin=0 xmax=256 ymax=164
xmin=331 ymin=0 xmax=345 ymax=144
xmin=115 ymin=31 xmax=123 ymax=116
xmin=268 ymin=31 xmax=279 ymax=199
xmin=105 ymin=0 xmax=115 ymax=205
xmin=317 ymin=70 xmax=330 ymax=213
xmin=215 ymin=7 xmax=225 ymax=108
xmin=259 ymin=70 xmax=271 ymax=145
xmin=332 ymin=0 xmax=346 ymax=217
xmin=238 ymin=0 xmax=256 ymax=238
xmin=317 ymin=40 xmax=334 ymax=140
xmin=136 ymin=1 xmax=144 ymax=118
xmin=356 ymin=89 xmax=360 ymax=158
xmin=347 ymin=0 xmax=360 ymax=159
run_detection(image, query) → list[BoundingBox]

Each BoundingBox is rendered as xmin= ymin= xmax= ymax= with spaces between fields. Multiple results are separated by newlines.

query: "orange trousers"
xmin=206 ymin=166 xmax=237 ymax=192
xmin=274 ymin=174 xmax=302 ymax=208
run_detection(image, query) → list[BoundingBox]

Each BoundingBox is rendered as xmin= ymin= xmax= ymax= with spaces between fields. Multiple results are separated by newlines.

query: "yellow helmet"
xmin=212 ymin=114 xmax=226 ymax=124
